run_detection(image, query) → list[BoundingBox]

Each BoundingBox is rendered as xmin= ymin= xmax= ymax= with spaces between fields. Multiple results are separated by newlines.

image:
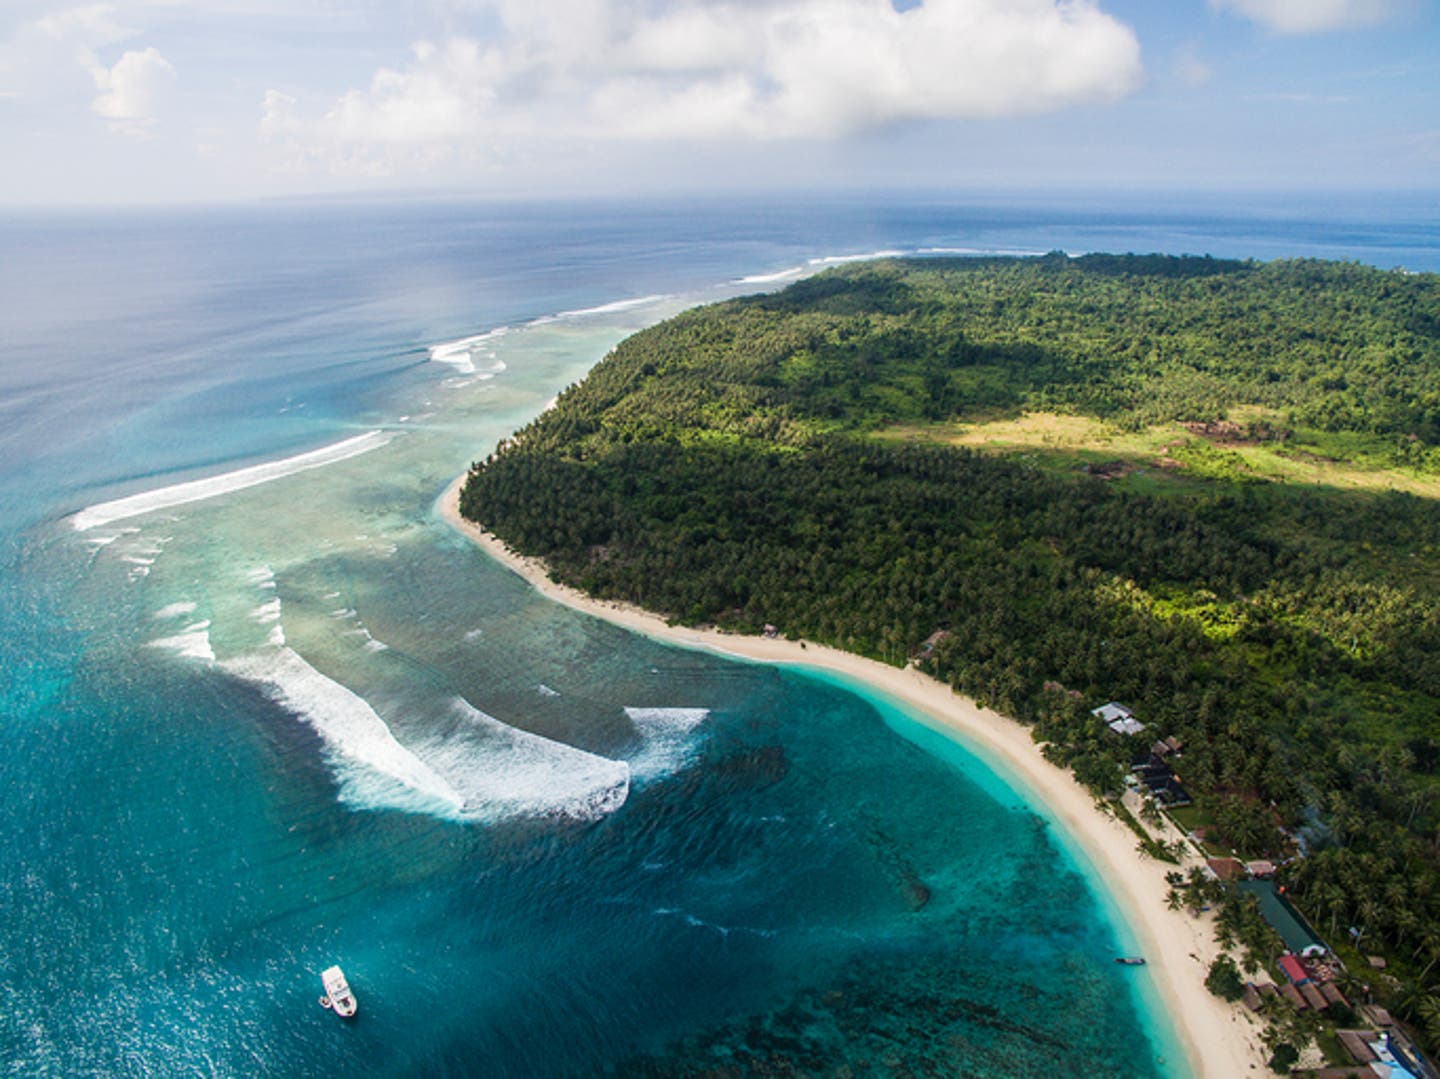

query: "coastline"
xmin=438 ymin=473 xmax=1266 ymax=1078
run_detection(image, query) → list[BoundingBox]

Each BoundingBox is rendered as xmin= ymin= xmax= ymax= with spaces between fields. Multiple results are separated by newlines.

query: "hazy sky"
xmin=1 ymin=0 xmax=1436 ymax=204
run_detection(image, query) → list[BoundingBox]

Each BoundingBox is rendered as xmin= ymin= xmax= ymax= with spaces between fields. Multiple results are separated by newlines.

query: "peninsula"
xmin=451 ymin=254 xmax=1440 ymax=1077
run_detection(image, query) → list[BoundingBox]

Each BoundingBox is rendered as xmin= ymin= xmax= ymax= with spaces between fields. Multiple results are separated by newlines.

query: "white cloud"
xmin=0 ymin=4 xmax=176 ymax=133
xmin=90 ymin=44 xmax=174 ymax=134
xmin=261 ymin=0 xmax=1144 ymax=174
xmin=1210 ymin=0 xmax=1402 ymax=33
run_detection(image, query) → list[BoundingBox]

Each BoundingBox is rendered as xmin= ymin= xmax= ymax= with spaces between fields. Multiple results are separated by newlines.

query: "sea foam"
xmin=808 ymin=250 xmax=906 ymax=267
xmin=541 ymin=294 xmax=670 ymax=322
xmin=147 ymin=621 xmax=215 ymax=662
xmin=414 ymin=698 xmax=630 ymax=823
xmin=623 ymin=707 xmax=711 ymax=781
xmin=222 ymin=648 xmax=467 ymax=817
xmin=428 ymin=328 xmax=510 ymax=374
xmin=250 ymin=599 xmax=282 ymax=624
xmin=72 ymin=431 xmax=392 ymax=531
xmin=220 ymin=649 xmax=628 ymax=824
xmin=735 ymin=266 xmax=808 ymax=285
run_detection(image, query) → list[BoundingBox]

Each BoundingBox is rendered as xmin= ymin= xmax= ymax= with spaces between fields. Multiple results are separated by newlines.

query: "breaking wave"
xmin=222 ymin=648 xmax=467 ymax=818
xmin=540 ymin=295 xmax=670 ymax=322
xmin=220 ymin=649 xmax=628 ymax=824
xmin=428 ymin=328 xmax=510 ymax=374
xmin=72 ymin=431 xmax=392 ymax=531
xmin=735 ymin=266 xmax=808 ymax=285
xmin=623 ymin=706 xmax=711 ymax=782
xmin=414 ymin=698 xmax=630 ymax=823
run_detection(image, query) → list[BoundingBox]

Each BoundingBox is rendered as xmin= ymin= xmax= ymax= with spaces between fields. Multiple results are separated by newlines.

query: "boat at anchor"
xmin=320 ymin=965 xmax=357 ymax=1018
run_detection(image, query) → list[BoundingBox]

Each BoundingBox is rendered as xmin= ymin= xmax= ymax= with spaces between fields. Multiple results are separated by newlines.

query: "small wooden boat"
xmin=319 ymin=965 xmax=358 ymax=1018
xmin=1115 ymin=956 xmax=1147 ymax=966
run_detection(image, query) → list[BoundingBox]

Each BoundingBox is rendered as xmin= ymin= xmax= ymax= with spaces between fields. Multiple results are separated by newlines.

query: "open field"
xmin=879 ymin=411 xmax=1440 ymax=499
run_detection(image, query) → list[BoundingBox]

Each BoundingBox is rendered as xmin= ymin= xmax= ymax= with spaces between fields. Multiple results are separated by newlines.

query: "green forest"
xmin=461 ymin=254 xmax=1440 ymax=1054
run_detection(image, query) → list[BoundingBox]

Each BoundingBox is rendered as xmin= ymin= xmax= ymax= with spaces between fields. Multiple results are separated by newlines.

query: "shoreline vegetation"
xmin=453 ymin=254 xmax=1440 ymax=1074
xmin=438 ymin=475 xmax=1265 ymax=1077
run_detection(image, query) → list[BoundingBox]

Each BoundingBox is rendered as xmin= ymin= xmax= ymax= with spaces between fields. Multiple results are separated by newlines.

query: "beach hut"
xmin=1279 ymin=954 xmax=1310 ymax=984
xmin=1279 ymin=982 xmax=1307 ymax=1010
xmin=1300 ymin=982 xmax=1328 ymax=1011
xmin=1321 ymin=982 xmax=1349 ymax=1009
xmin=1207 ymin=857 xmax=1245 ymax=882
xmin=915 ymin=629 xmax=950 ymax=658
xmin=1360 ymin=1005 xmax=1394 ymax=1028
xmin=1339 ymin=1031 xmax=1379 ymax=1064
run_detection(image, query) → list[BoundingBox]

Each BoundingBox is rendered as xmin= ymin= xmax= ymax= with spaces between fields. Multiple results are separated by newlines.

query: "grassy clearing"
xmin=880 ymin=412 xmax=1440 ymax=499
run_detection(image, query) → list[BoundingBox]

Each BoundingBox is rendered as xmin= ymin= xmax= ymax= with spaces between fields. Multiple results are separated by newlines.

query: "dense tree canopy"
xmin=462 ymin=255 xmax=1440 ymax=1041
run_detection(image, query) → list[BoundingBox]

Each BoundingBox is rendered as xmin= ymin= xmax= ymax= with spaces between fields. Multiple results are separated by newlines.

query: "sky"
xmin=0 ymin=0 xmax=1436 ymax=204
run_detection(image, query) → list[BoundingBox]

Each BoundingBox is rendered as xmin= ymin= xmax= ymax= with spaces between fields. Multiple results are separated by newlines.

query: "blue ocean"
xmin=2 ymin=191 xmax=1436 ymax=1077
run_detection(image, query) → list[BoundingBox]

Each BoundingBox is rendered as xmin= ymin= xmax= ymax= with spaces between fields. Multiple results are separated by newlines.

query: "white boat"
xmin=319 ymin=965 xmax=357 ymax=1018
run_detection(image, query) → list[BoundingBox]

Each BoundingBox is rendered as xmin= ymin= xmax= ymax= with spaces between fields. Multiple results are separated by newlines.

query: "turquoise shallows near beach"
xmin=3 ymin=193 xmax=1438 ymax=1075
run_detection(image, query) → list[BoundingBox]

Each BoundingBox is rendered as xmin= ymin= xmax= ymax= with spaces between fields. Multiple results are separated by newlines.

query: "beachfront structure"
xmin=1207 ymin=856 xmax=1246 ymax=882
xmin=1279 ymin=954 xmax=1310 ymax=985
xmin=1336 ymin=1030 xmax=1436 ymax=1079
xmin=915 ymin=629 xmax=951 ymax=659
xmin=1131 ymin=751 xmax=1192 ymax=807
xmin=1238 ymin=879 xmax=1328 ymax=955
xmin=1340 ymin=1031 xmax=1380 ymax=1064
xmin=1093 ymin=701 xmax=1146 ymax=736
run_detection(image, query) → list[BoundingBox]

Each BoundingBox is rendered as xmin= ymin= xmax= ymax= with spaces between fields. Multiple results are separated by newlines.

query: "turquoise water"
xmin=4 ymin=192 xmax=1436 ymax=1075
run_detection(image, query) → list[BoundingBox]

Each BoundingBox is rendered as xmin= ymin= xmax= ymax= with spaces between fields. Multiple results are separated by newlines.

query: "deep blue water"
xmin=1 ymin=190 xmax=1436 ymax=1076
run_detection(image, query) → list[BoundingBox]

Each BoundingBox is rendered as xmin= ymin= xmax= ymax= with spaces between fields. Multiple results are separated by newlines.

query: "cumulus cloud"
xmin=1 ymin=4 xmax=175 ymax=133
xmin=1210 ymin=0 xmax=1402 ymax=33
xmin=90 ymin=45 xmax=173 ymax=134
xmin=261 ymin=0 xmax=1144 ymax=173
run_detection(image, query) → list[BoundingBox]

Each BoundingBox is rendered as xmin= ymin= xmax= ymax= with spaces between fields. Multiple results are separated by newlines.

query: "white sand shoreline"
xmin=438 ymin=474 xmax=1265 ymax=1077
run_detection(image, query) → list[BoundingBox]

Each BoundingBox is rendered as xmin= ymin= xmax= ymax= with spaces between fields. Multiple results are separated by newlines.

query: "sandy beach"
xmin=439 ymin=474 xmax=1266 ymax=1078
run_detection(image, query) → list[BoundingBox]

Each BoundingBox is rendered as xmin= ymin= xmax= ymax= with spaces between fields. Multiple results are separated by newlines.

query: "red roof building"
xmin=1279 ymin=954 xmax=1309 ymax=984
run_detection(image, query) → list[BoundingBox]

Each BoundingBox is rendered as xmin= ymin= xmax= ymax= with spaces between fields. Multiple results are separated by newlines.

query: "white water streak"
xmin=421 ymin=698 xmax=629 ymax=822
xmin=623 ymin=707 xmax=711 ymax=781
xmin=147 ymin=622 xmax=215 ymax=662
xmin=72 ymin=431 xmax=392 ymax=531
xmin=222 ymin=648 xmax=466 ymax=815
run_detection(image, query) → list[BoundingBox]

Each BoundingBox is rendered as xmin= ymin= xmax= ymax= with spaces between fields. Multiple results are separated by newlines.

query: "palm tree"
xmin=1414 ymin=995 xmax=1440 ymax=1048
xmin=1418 ymin=932 xmax=1440 ymax=982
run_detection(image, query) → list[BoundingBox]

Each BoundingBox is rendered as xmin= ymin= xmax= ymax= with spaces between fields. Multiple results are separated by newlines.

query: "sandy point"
xmin=438 ymin=473 xmax=1266 ymax=1078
